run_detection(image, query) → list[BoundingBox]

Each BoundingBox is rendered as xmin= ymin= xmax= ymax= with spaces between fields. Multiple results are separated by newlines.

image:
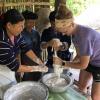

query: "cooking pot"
xmin=4 ymin=81 xmax=49 ymax=100
xmin=41 ymin=73 xmax=73 ymax=93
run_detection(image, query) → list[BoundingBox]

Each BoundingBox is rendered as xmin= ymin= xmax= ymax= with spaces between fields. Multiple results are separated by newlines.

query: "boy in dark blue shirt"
xmin=41 ymin=11 xmax=71 ymax=72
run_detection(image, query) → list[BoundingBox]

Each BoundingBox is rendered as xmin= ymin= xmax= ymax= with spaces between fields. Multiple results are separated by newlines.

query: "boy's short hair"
xmin=49 ymin=11 xmax=56 ymax=22
xmin=22 ymin=10 xmax=38 ymax=20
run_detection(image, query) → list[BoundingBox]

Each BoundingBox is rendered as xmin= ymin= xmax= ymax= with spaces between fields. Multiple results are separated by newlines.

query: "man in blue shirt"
xmin=21 ymin=10 xmax=42 ymax=81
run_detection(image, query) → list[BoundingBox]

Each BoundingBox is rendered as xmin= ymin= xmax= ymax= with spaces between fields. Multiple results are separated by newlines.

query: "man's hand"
xmin=49 ymin=39 xmax=62 ymax=51
xmin=40 ymin=42 xmax=49 ymax=49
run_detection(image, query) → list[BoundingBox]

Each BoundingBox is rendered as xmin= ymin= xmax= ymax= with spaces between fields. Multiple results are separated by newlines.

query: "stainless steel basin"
xmin=4 ymin=81 xmax=49 ymax=100
xmin=41 ymin=73 xmax=73 ymax=93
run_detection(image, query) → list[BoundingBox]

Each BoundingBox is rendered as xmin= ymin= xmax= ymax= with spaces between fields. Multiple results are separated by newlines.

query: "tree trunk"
xmin=54 ymin=0 xmax=66 ymax=11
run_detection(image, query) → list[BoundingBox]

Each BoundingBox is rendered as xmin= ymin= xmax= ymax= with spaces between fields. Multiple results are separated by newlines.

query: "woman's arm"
xmin=53 ymin=46 xmax=90 ymax=69
xmin=17 ymin=64 xmax=48 ymax=72
xmin=64 ymin=56 xmax=90 ymax=69
xmin=72 ymin=47 xmax=80 ymax=62
xmin=64 ymin=46 xmax=90 ymax=69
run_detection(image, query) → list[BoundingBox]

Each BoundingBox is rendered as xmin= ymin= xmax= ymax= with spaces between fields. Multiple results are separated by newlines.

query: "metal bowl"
xmin=4 ymin=81 xmax=49 ymax=100
xmin=41 ymin=73 xmax=73 ymax=93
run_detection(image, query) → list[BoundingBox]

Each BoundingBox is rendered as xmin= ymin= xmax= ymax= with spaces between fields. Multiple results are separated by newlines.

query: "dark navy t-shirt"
xmin=21 ymin=28 xmax=41 ymax=66
xmin=41 ymin=27 xmax=71 ymax=67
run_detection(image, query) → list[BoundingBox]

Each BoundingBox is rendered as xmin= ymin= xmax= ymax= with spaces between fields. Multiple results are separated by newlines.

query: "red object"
xmin=0 ymin=13 xmax=4 ymax=20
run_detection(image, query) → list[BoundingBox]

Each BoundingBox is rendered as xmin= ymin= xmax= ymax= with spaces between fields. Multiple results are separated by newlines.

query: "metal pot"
xmin=4 ymin=81 xmax=49 ymax=100
xmin=41 ymin=73 xmax=73 ymax=93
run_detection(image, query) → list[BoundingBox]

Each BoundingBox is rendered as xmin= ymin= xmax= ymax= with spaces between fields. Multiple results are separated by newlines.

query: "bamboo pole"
xmin=0 ymin=0 xmax=50 ymax=13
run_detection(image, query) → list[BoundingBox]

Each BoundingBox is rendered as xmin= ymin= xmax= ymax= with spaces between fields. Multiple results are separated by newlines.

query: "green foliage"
xmin=67 ymin=0 xmax=100 ymax=15
xmin=50 ymin=0 xmax=55 ymax=6
xmin=50 ymin=0 xmax=100 ymax=16
xmin=67 ymin=0 xmax=91 ymax=16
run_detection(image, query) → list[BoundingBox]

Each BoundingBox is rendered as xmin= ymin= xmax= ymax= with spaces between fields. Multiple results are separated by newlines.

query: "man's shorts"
xmin=85 ymin=64 xmax=100 ymax=82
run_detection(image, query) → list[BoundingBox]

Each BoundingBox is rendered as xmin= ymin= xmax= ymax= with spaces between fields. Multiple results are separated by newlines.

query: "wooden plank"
xmin=34 ymin=2 xmax=50 ymax=5
xmin=0 ymin=2 xmax=3 ymax=7
xmin=0 ymin=1 xmax=50 ymax=13
xmin=0 ymin=2 xmax=50 ymax=7
xmin=3 ymin=2 xmax=32 ymax=7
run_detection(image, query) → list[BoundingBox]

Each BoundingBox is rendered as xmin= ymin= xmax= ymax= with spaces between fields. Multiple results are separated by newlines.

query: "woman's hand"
xmin=53 ymin=56 xmax=64 ymax=75
xmin=53 ymin=56 xmax=62 ymax=66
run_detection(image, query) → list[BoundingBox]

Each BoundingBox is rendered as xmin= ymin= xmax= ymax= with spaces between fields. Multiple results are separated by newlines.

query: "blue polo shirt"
xmin=21 ymin=28 xmax=41 ymax=66
xmin=0 ymin=28 xmax=31 ymax=71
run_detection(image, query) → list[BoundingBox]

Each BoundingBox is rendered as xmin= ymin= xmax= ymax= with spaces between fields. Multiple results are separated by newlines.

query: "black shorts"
xmin=85 ymin=64 xmax=100 ymax=82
